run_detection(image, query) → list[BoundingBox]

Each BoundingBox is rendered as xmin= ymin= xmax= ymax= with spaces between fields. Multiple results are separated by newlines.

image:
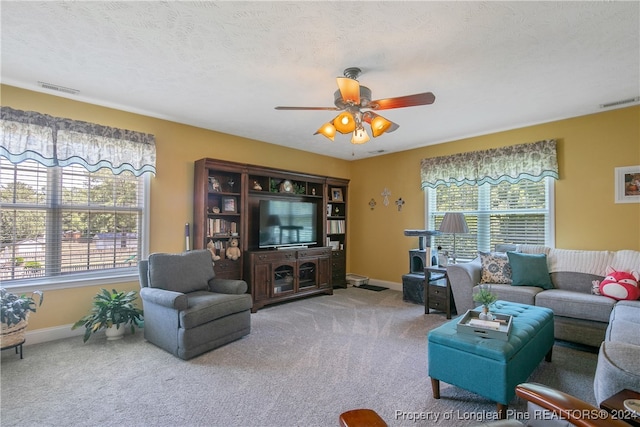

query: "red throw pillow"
xmin=599 ymin=267 xmax=640 ymax=301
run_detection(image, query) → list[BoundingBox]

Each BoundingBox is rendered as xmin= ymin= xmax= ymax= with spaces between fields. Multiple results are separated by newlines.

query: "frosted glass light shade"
xmin=351 ymin=128 xmax=370 ymax=144
xmin=333 ymin=112 xmax=356 ymax=134
xmin=314 ymin=122 xmax=336 ymax=141
xmin=370 ymin=115 xmax=393 ymax=137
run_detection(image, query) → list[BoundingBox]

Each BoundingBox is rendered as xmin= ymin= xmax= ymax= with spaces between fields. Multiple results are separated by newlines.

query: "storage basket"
xmin=1 ymin=319 xmax=28 ymax=348
xmin=346 ymin=274 xmax=369 ymax=287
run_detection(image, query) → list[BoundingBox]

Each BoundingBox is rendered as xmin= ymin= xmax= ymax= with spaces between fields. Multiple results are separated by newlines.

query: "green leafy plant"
xmin=24 ymin=261 xmax=42 ymax=271
xmin=1 ymin=287 xmax=44 ymax=327
xmin=72 ymin=288 xmax=143 ymax=342
xmin=473 ymin=285 xmax=498 ymax=308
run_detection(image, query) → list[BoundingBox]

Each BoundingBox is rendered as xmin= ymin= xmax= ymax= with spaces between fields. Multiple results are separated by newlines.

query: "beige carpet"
xmin=0 ymin=287 xmax=598 ymax=426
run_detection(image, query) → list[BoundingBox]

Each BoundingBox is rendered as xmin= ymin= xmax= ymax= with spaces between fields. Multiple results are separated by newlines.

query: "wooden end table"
xmin=600 ymin=389 xmax=640 ymax=426
xmin=424 ymin=266 xmax=454 ymax=319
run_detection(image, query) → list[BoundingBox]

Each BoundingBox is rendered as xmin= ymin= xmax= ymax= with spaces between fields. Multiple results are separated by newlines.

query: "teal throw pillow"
xmin=506 ymin=252 xmax=554 ymax=289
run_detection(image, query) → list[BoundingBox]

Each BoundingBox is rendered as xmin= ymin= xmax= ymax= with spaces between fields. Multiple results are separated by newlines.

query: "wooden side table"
xmin=424 ymin=266 xmax=455 ymax=319
xmin=600 ymin=389 xmax=640 ymax=426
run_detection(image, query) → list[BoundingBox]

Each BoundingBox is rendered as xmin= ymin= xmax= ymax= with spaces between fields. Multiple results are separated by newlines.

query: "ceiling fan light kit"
xmin=334 ymin=111 xmax=357 ymax=134
xmin=314 ymin=122 xmax=336 ymax=141
xmin=351 ymin=128 xmax=370 ymax=144
xmin=276 ymin=67 xmax=435 ymax=145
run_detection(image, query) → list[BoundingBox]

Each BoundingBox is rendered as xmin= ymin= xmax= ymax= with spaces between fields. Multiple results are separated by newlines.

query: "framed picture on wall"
xmin=615 ymin=165 xmax=640 ymax=203
xmin=222 ymin=196 xmax=237 ymax=212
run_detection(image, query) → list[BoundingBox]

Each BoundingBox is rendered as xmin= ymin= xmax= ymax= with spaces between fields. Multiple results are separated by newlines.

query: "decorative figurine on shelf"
xmin=437 ymin=246 xmax=449 ymax=267
xmin=207 ymin=239 xmax=220 ymax=262
xmin=227 ymin=178 xmax=235 ymax=192
xmin=253 ymin=181 xmax=262 ymax=191
xmin=226 ymin=238 xmax=241 ymax=261
xmin=209 ymin=177 xmax=221 ymax=192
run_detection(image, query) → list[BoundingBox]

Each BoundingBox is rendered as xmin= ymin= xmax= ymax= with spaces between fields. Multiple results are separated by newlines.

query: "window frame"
xmin=424 ymin=177 xmax=555 ymax=261
xmin=0 ymin=167 xmax=150 ymax=293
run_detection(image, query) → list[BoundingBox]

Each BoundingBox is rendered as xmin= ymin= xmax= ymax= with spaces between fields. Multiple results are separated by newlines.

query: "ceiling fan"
xmin=275 ymin=67 xmax=435 ymax=144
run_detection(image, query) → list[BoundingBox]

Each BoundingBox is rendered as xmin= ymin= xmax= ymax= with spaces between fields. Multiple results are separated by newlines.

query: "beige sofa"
xmin=447 ymin=245 xmax=640 ymax=347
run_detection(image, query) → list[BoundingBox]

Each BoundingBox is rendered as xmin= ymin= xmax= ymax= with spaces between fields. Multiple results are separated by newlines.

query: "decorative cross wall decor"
xmin=369 ymin=198 xmax=377 ymax=210
xmin=381 ymin=188 xmax=391 ymax=206
xmin=395 ymin=197 xmax=405 ymax=211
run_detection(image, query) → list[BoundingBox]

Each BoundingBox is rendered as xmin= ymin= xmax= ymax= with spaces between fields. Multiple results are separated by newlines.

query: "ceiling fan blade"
xmin=275 ymin=106 xmax=339 ymax=111
xmin=336 ymin=77 xmax=360 ymax=104
xmin=370 ymin=92 xmax=435 ymax=110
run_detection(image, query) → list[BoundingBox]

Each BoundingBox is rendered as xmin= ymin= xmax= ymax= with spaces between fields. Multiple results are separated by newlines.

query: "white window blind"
xmin=426 ymin=178 xmax=554 ymax=260
xmin=1 ymin=158 xmax=145 ymax=284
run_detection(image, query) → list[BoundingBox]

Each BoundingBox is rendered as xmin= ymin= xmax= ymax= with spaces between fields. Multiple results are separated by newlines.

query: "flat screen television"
xmin=258 ymin=200 xmax=317 ymax=249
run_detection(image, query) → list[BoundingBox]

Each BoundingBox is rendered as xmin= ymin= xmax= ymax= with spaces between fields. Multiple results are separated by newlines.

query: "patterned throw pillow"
xmin=480 ymin=251 xmax=512 ymax=284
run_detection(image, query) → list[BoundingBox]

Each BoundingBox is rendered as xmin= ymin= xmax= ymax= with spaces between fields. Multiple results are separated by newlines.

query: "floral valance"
xmin=420 ymin=139 xmax=558 ymax=189
xmin=0 ymin=107 xmax=156 ymax=176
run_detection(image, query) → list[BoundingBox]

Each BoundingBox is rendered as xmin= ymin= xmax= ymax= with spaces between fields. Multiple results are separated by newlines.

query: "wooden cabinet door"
xmin=272 ymin=261 xmax=296 ymax=296
xmin=317 ymin=255 xmax=330 ymax=289
xmin=252 ymin=262 xmax=271 ymax=302
xmin=298 ymin=260 xmax=318 ymax=290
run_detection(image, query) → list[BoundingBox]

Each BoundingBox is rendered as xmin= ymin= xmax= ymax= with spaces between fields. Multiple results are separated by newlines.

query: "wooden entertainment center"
xmin=193 ymin=158 xmax=349 ymax=312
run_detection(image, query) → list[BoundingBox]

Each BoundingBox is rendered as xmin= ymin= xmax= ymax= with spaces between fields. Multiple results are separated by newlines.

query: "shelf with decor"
xmin=194 ymin=158 xmax=349 ymax=305
xmin=193 ymin=159 xmax=246 ymax=280
xmin=248 ymin=173 xmax=324 ymax=198
xmin=326 ymin=178 xmax=348 ymax=287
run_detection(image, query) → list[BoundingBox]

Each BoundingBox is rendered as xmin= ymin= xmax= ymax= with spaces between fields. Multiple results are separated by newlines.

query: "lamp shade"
xmin=314 ymin=122 xmax=336 ymax=141
xmin=439 ymin=212 xmax=469 ymax=234
xmin=333 ymin=112 xmax=356 ymax=134
xmin=351 ymin=127 xmax=370 ymax=144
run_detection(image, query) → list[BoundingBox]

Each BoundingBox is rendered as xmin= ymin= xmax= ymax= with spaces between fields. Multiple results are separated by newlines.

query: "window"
xmin=0 ymin=158 xmax=148 ymax=286
xmin=426 ymin=178 xmax=554 ymax=260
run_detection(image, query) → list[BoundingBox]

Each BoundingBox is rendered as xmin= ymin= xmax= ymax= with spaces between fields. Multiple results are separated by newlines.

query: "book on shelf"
xmin=327 ymin=219 xmax=345 ymax=234
xmin=208 ymin=219 xmax=237 ymax=236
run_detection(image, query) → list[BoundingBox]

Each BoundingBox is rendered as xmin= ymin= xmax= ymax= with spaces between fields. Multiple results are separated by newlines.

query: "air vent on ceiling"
xmin=37 ymin=81 xmax=80 ymax=95
xmin=599 ymin=97 xmax=640 ymax=109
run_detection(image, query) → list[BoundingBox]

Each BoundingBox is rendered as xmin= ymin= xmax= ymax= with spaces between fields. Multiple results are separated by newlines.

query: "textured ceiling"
xmin=2 ymin=1 xmax=639 ymax=160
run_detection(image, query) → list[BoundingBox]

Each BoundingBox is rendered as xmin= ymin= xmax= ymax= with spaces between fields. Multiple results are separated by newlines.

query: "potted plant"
xmin=72 ymin=288 xmax=143 ymax=342
xmin=1 ymin=287 xmax=44 ymax=348
xmin=473 ymin=285 xmax=498 ymax=320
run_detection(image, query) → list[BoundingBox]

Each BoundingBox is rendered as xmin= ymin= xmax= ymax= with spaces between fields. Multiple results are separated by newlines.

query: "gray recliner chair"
xmin=138 ymin=250 xmax=252 ymax=360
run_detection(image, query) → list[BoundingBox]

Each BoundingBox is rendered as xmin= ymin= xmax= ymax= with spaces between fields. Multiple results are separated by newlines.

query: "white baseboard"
xmin=23 ymin=324 xmax=85 ymax=346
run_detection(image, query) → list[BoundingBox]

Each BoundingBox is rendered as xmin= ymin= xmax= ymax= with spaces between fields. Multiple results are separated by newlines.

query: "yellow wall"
xmin=2 ymin=84 xmax=639 ymax=333
xmin=349 ymin=106 xmax=640 ymax=282
xmin=1 ymin=85 xmax=350 ymax=331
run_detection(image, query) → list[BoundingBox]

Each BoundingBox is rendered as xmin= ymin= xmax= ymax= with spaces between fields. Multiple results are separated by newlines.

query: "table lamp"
xmin=438 ymin=212 xmax=469 ymax=264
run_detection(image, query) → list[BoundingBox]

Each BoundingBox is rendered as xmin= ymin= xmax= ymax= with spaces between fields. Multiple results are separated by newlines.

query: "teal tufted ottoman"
xmin=427 ymin=301 xmax=554 ymax=418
